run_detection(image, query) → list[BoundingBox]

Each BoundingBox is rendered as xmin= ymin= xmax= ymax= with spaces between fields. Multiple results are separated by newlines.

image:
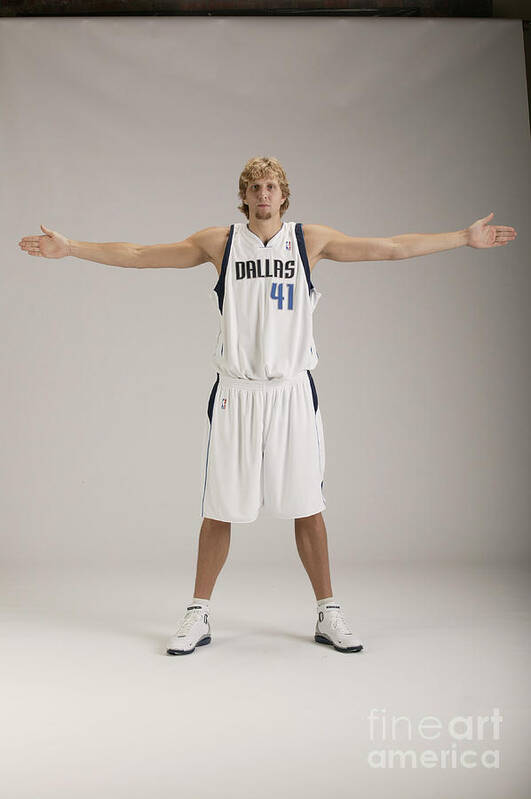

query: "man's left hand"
xmin=467 ymin=212 xmax=517 ymax=249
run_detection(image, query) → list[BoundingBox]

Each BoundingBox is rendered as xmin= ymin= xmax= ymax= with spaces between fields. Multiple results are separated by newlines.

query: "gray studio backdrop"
xmin=1 ymin=17 xmax=529 ymax=568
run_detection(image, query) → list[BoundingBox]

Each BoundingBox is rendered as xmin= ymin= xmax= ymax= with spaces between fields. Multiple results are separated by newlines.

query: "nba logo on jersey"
xmin=221 ymin=397 xmax=227 ymax=410
xmin=286 ymin=240 xmax=292 ymax=251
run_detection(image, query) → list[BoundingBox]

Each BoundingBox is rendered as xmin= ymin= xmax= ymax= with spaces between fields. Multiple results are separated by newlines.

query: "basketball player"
xmin=18 ymin=156 xmax=516 ymax=655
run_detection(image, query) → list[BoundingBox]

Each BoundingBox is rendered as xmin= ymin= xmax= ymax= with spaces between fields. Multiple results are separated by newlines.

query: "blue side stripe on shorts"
xmin=307 ymin=370 xmax=324 ymax=493
xmin=207 ymin=373 xmax=220 ymax=422
xmin=202 ymin=374 xmax=220 ymax=516
xmin=306 ymin=369 xmax=318 ymax=412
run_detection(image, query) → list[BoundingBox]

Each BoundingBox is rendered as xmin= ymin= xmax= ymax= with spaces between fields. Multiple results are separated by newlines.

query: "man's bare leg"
xmin=294 ymin=511 xmax=333 ymax=600
xmin=192 ymin=517 xmax=231 ymax=599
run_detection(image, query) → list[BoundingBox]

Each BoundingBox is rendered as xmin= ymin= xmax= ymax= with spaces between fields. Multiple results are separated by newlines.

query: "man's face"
xmin=244 ymin=175 xmax=285 ymax=221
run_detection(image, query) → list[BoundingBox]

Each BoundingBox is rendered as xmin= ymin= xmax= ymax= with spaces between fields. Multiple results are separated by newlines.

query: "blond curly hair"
xmin=237 ymin=156 xmax=290 ymax=219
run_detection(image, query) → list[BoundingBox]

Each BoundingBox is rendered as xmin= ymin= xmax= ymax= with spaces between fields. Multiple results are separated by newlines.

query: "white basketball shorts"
xmin=199 ymin=369 xmax=326 ymax=523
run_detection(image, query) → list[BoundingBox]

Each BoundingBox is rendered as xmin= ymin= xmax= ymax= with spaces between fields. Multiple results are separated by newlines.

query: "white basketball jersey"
xmin=209 ymin=221 xmax=322 ymax=380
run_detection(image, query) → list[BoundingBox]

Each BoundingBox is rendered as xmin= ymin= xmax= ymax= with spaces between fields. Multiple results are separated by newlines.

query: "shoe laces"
xmin=175 ymin=607 xmax=205 ymax=637
xmin=325 ymin=607 xmax=352 ymax=635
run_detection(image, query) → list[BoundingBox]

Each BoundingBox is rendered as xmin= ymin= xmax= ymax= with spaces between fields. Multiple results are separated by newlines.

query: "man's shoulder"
xmin=196 ymin=225 xmax=232 ymax=242
xmin=190 ymin=225 xmax=231 ymax=240
xmin=300 ymin=223 xmax=331 ymax=247
xmin=190 ymin=226 xmax=231 ymax=264
xmin=301 ymin=222 xmax=328 ymax=234
xmin=299 ymin=224 xmax=333 ymax=269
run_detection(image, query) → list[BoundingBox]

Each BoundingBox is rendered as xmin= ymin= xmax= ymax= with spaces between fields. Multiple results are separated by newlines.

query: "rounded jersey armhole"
xmin=295 ymin=222 xmax=315 ymax=294
xmin=213 ymin=224 xmax=235 ymax=312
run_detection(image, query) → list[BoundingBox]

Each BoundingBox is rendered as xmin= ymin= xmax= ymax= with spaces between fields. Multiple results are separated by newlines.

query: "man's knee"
xmin=203 ymin=516 xmax=231 ymax=528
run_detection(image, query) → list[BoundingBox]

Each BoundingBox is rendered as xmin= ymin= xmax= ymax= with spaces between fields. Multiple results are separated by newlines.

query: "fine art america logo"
xmin=367 ymin=708 xmax=503 ymax=769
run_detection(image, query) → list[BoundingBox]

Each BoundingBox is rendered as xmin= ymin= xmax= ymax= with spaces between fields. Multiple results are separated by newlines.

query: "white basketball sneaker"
xmin=166 ymin=605 xmax=212 ymax=655
xmin=314 ymin=602 xmax=363 ymax=653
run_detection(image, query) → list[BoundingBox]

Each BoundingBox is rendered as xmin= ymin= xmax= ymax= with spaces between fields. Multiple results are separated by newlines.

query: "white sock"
xmin=317 ymin=596 xmax=336 ymax=608
xmin=190 ymin=597 xmax=210 ymax=608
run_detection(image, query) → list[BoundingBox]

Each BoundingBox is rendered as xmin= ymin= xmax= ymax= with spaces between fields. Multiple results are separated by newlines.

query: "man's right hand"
xmin=18 ymin=224 xmax=70 ymax=259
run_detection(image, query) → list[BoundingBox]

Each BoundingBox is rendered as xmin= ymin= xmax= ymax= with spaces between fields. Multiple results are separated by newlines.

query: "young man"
xmin=18 ymin=156 xmax=516 ymax=656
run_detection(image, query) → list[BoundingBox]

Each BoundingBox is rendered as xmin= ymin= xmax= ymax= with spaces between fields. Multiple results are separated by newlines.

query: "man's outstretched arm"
xmin=18 ymin=224 xmax=227 ymax=269
xmin=137 ymin=227 xmax=228 ymax=269
xmin=306 ymin=213 xmax=516 ymax=265
xmin=391 ymin=212 xmax=516 ymax=258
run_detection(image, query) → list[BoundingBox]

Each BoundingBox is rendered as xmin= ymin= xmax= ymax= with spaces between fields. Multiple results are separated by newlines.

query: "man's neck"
xmin=246 ymin=216 xmax=284 ymax=246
